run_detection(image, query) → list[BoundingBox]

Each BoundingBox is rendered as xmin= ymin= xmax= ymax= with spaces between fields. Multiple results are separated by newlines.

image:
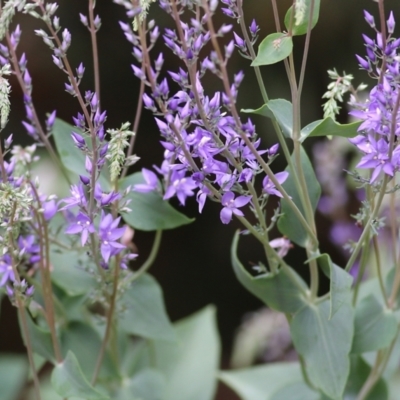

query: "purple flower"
xmin=98 ymin=213 xmax=126 ymax=262
xmin=43 ymin=199 xmax=58 ymax=220
xmin=0 ymin=255 xmax=14 ymax=286
xmin=262 ymin=171 xmax=289 ymax=197
xmin=163 ymin=171 xmax=197 ymax=206
xmin=94 ymin=184 xmax=121 ymax=207
xmin=133 ymin=168 xmax=159 ymax=193
xmin=65 ymin=212 xmax=95 ymax=246
xmin=269 ymin=237 xmax=291 ymax=258
xmin=220 ymin=191 xmax=251 ymax=224
xmin=60 ymin=184 xmax=87 ymax=210
xmin=18 ymin=235 xmax=40 ymax=264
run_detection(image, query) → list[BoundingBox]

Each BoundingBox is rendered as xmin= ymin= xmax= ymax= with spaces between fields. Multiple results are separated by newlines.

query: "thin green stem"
xmin=88 ymin=0 xmax=100 ymax=102
xmin=352 ymin=231 xmax=370 ymax=306
xmin=373 ymin=235 xmax=388 ymax=307
xmin=91 ymin=257 xmax=120 ymax=385
xmin=357 ymin=327 xmax=399 ymax=400
xmin=345 ymin=177 xmax=389 ymax=272
xmin=129 ymin=230 xmax=162 ymax=283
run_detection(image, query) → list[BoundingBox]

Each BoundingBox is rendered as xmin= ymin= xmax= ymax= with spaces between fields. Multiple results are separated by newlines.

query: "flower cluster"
xmin=120 ymin=2 xmax=288 ymax=225
xmin=0 ymin=4 xmax=138 ymax=293
xmin=350 ymin=11 xmax=400 ymax=183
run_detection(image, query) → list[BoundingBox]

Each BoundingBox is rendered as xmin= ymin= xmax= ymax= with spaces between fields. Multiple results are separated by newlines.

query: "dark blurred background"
xmin=0 ymin=0 xmax=397 ymax=398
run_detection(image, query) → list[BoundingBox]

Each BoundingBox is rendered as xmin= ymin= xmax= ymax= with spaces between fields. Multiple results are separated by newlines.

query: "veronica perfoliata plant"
xmin=0 ymin=0 xmax=400 ymax=399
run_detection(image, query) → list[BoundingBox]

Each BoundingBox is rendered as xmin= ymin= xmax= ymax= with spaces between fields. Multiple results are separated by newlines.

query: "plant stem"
xmin=129 ymin=230 xmax=162 ymax=283
xmin=88 ymin=0 xmax=100 ymax=102
xmin=91 ymin=258 xmax=120 ymax=385
xmin=345 ymin=177 xmax=389 ymax=272
xmin=18 ymin=304 xmax=42 ymax=400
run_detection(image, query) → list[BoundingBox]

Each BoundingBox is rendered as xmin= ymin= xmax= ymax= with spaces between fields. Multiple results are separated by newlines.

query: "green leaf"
xmin=51 ymin=351 xmax=109 ymax=399
xmin=119 ymin=274 xmax=175 ymax=342
xmin=52 ymin=118 xmax=110 ymax=189
xmin=290 ymin=298 xmax=354 ymax=399
xmin=277 ymin=146 xmax=321 ymax=247
xmin=0 ymin=354 xmax=28 ymax=400
xmin=61 ymin=322 xmax=116 ymax=380
xmin=242 ymin=99 xmax=293 ymax=138
xmin=219 ymin=363 xmax=319 ymax=400
xmin=317 ymin=253 xmax=353 ymax=319
xmin=284 ymin=0 xmax=321 ymax=36
xmin=21 ymin=314 xmax=56 ymax=363
xmin=231 ymin=231 xmax=307 ymax=313
xmin=116 ymin=369 xmax=166 ymax=400
xmin=300 ymin=118 xmax=361 ymax=141
xmin=151 ymin=306 xmax=220 ymax=400
xmin=51 ymin=248 xmax=97 ymax=296
xmin=352 ymin=294 xmax=398 ymax=354
xmin=252 ymin=33 xmax=293 ymax=66
xmin=343 ymin=356 xmax=388 ymax=400
xmin=119 ymin=172 xmax=194 ymax=231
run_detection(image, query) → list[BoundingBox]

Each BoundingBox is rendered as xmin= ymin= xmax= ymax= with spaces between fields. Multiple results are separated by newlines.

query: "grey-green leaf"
xmin=252 ymin=33 xmax=293 ymax=66
xmin=61 ymin=322 xmax=116 ymax=380
xmin=277 ymin=146 xmax=321 ymax=247
xmin=51 ymin=351 xmax=109 ymax=399
xmin=300 ymin=118 xmax=360 ymax=141
xmin=231 ymin=231 xmax=307 ymax=313
xmin=116 ymin=369 xmax=166 ymax=400
xmin=352 ymin=294 xmax=398 ymax=354
xmin=219 ymin=362 xmax=319 ymax=400
xmin=119 ymin=172 xmax=194 ymax=231
xmin=0 ymin=354 xmax=28 ymax=400
xmin=151 ymin=306 xmax=220 ymax=400
xmin=317 ymin=253 xmax=353 ymax=319
xmin=119 ymin=273 xmax=176 ymax=342
xmin=51 ymin=248 xmax=97 ymax=296
xmin=284 ymin=0 xmax=321 ymax=36
xmin=21 ymin=314 xmax=56 ymax=364
xmin=242 ymin=99 xmax=293 ymax=138
xmin=290 ymin=299 xmax=354 ymax=399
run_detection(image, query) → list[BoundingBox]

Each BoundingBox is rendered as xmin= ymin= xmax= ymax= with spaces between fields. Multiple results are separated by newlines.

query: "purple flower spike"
xmin=262 ymin=171 xmax=289 ymax=197
xmin=220 ymin=191 xmax=251 ymax=224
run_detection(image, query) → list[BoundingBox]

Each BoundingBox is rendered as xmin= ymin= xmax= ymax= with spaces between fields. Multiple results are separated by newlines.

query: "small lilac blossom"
xmin=98 ymin=212 xmax=126 ymax=262
xmin=220 ymin=191 xmax=251 ymax=224
xmin=94 ymin=184 xmax=121 ymax=207
xmin=65 ymin=212 xmax=95 ymax=246
xmin=262 ymin=171 xmax=289 ymax=197
xmin=269 ymin=237 xmax=292 ymax=258
xmin=60 ymin=184 xmax=87 ymax=210
xmin=0 ymin=255 xmax=14 ymax=286
xmin=43 ymin=199 xmax=58 ymax=220
xmin=18 ymin=235 xmax=40 ymax=264
xmin=163 ymin=171 xmax=197 ymax=206
xmin=133 ymin=168 xmax=159 ymax=193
